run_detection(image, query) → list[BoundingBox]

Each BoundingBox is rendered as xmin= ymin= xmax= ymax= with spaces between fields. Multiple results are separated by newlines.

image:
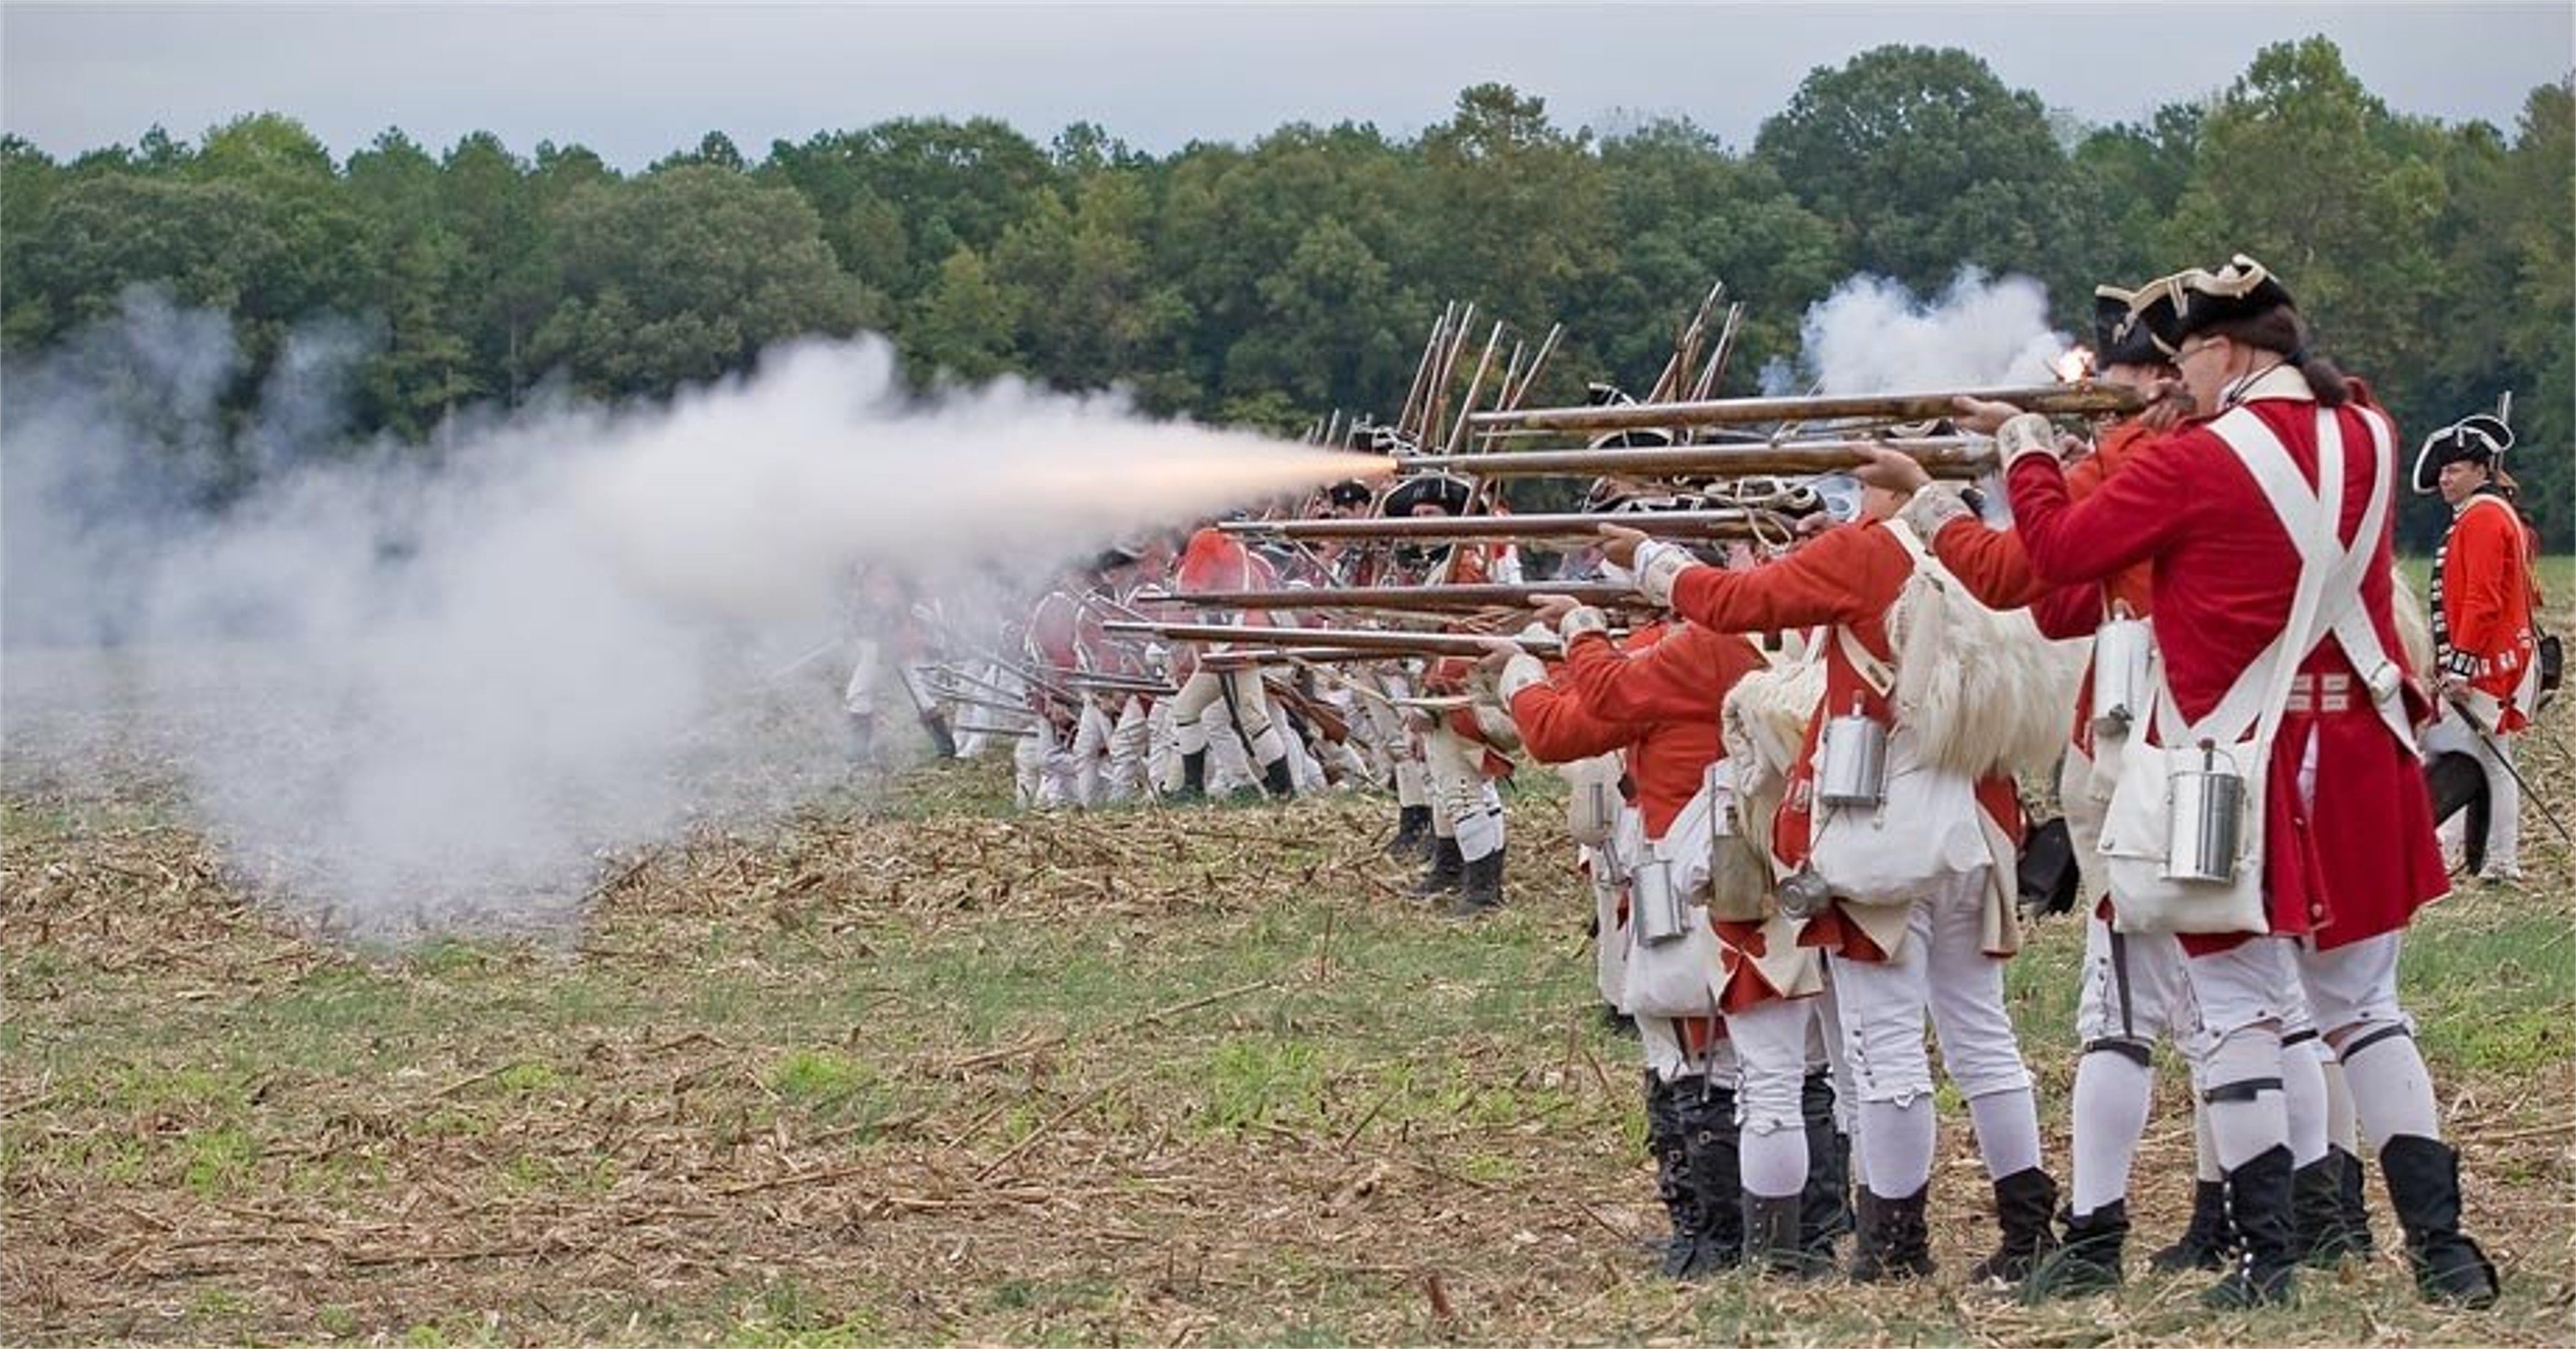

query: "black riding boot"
xmin=1797 ymin=1068 xmax=1853 ymax=1260
xmin=2332 ymin=1144 xmax=2377 ymax=1260
xmin=2149 ymin=1178 xmax=2238 ymax=1273
xmin=1646 ymin=1073 xmax=1705 ymax=1278
xmin=1385 ymin=804 xmax=1433 ymax=860
xmin=2380 ymin=1135 xmax=2500 ymax=1307
xmin=2293 ymin=1151 xmax=2367 ymax=1267
xmin=1261 ymin=754 xmax=1296 ymax=799
xmin=1743 ymin=1190 xmax=1834 ymax=1279
xmin=1449 ymin=846 xmax=1504 ymax=917
xmin=2203 ymin=1145 xmax=2299 ymax=1309
xmin=1671 ymin=1081 xmax=1744 ymax=1277
xmin=2022 ymin=1201 xmax=2128 ymax=1301
xmin=1175 ymin=749 xmax=1208 ymax=803
xmin=1849 ymin=1185 xmax=1936 ymax=1283
xmin=1971 ymin=1167 xmax=2061 ymax=1283
xmin=1413 ymin=837 xmax=1463 ymax=898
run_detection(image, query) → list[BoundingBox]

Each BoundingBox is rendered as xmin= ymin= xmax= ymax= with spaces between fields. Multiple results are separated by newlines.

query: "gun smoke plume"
xmin=1 ymin=289 xmax=1376 ymax=935
xmin=1759 ymin=268 xmax=2071 ymax=399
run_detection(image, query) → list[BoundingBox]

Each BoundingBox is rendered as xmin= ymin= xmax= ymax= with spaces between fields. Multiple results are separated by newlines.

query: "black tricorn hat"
xmin=2411 ymin=413 xmax=2513 ymax=494
xmin=2095 ymin=285 xmax=2173 ymax=368
xmin=1091 ymin=544 xmax=1141 ymax=572
xmin=1325 ymin=478 xmax=1375 ymax=509
xmin=1382 ymin=472 xmax=1474 ymax=518
xmin=2138 ymin=255 xmax=2297 ymax=345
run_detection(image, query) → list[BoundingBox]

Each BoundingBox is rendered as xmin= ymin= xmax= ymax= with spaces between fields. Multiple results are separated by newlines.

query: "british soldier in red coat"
xmin=2415 ymin=411 xmax=2542 ymax=883
xmin=1598 ymin=495 xmax=2059 ymax=1287
xmin=1956 ymin=256 xmax=2495 ymax=1309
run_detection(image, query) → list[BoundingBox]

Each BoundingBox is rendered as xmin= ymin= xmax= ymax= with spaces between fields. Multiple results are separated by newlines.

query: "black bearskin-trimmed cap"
xmin=1325 ymin=479 xmax=1375 ymax=509
xmin=2411 ymin=413 xmax=2513 ymax=494
xmin=2094 ymin=285 xmax=2172 ymax=368
xmin=2136 ymin=255 xmax=2297 ymax=346
xmin=1382 ymin=472 xmax=1474 ymax=518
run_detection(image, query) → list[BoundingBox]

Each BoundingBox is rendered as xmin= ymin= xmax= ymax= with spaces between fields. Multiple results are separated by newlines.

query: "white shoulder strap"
xmin=2164 ymin=407 xmax=2343 ymax=749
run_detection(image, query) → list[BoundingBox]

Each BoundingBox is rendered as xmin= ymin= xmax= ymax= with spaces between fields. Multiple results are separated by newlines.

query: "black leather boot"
xmin=1413 ymin=837 xmax=1463 ymax=898
xmin=1849 ymin=1185 xmax=1936 ymax=1283
xmin=2292 ymin=1152 xmax=2366 ymax=1268
xmin=1448 ymin=846 xmax=1504 ymax=917
xmin=1971 ymin=1167 xmax=2061 ymax=1283
xmin=1743 ymin=1190 xmax=1834 ymax=1279
xmin=1672 ymin=1081 xmax=1744 ymax=1276
xmin=2332 ymin=1144 xmax=2377 ymax=1260
xmin=1260 ymin=754 xmax=1296 ymax=799
xmin=2203 ymin=1145 xmax=2299 ymax=1309
xmin=2380 ymin=1135 xmax=2499 ymax=1307
xmin=2149 ymin=1178 xmax=2237 ymax=1273
xmin=1385 ymin=804 xmax=1432 ymax=860
xmin=2022 ymin=1201 xmax=2127 ymax=1301
xmin=1174 ymin=749 xmax=1208 ymax=803
xmin=1646 ymin=1073 xmax=1705 ymax=1278
xmin=1797 ymin=1068 xmax=1853 ymax=1259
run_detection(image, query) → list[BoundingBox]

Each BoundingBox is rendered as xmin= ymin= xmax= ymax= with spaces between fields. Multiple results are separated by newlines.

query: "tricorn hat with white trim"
xmin=2134 ymin=255 xmax=2296 ymax=346
xmin=1382 ymin=471 xmax=1474 ymax=518
xmin=2096 ymin=284 xmax=2176 ymax=367
xmin=2411 ymin=413 xmax=2512 ymax=494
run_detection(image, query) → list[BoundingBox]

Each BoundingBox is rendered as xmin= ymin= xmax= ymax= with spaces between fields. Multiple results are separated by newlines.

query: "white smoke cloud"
xmin=1796 ymin=269 xmax=2070 ymax=395
xmin=4 ymin=294 xmax=1374 ymax=933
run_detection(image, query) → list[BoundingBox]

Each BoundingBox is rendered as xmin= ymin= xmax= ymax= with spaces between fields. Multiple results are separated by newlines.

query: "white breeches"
xmin=1423 ymin=722 xmax=1504 ymax=860
xmin=1829 ymin=868 xmax=2033 ymax=1108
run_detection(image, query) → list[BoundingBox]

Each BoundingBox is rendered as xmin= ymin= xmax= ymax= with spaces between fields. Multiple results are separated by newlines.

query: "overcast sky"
xmin=5 ymin=1 xmax=2571 ymax=167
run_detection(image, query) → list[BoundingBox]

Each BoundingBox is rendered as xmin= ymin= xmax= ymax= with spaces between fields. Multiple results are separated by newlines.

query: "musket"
xmin=1143 ymin=582 xmax=1642 ymax=613
xmin=1220 ymin=509 xmax=1784 ymax=543
xmin=1468 ymin=382 xmax=2145 ymax=437
xmin=1065 ymin=671 xmax=1180 ymax=698
xmin=1395 ymin=436 xmax=1996 ymax=481
xmin=1107 ymin=620 xmax=1562 ymax=659
xmin=1395 ymin=303 xmax=1452 ymax=442
xmin=2448 ymin=696 xmax=2572 ymax=846
xmin=1442 ymin=322 xmax=1505 ymax=455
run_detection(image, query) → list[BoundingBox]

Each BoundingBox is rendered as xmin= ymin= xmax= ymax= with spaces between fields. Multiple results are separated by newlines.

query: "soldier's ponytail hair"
xmin=2205 ymin=306 xmax=2351 ymax=408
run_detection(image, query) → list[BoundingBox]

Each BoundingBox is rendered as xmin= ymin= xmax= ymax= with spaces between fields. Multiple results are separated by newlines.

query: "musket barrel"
xmin=1396 ymin=437 xmax=1994 ymax=479
xmin=1467 ymin=382 xmax=2143 ymax=435
xmin=1220 ymin=509 xmax=1775 ymax=542
xmin=1144 ymin=582 xmax=1639 ymax=611
xmin=1106 ymin=620 xmax=1558 ymax=658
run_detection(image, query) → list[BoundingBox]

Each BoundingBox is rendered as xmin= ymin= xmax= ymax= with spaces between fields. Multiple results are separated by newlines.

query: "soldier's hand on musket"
xmin=1527 ymin=593 xmax=1583 ymax=626
xmin=1850 ymin=444 xmax=1932 ymax=494
xmin=1948 ymin=395 xmax=2024 ymax=436
xmin=1471 ymin=636 xmax=1522 ymax=674
xmin=1596 ymin=523 xmax=1650 ymax=569
xmin=2138 ymin=379 xmax=2197 ymax=432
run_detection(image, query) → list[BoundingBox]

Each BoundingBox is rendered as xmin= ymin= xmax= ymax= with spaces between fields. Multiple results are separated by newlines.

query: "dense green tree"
xmin=0 ymin=61 xmax=2564 ymax=550
xmin=1755 ymin=46 xmax=2092 ymax=307
xmin=528 ymin=164 xmax=874 ymax=398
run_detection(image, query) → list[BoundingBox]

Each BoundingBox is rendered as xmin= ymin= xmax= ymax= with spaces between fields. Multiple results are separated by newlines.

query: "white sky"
xmin=4 ymin=1 xmax=2571 ymax=167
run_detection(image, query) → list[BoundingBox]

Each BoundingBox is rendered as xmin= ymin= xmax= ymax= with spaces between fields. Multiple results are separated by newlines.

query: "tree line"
xmin=3 ymin=39 xmax=2568 ymax=548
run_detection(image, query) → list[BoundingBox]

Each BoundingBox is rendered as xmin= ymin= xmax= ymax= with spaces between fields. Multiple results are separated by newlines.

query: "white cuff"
xmin=1559 ymin=605 xmax=1610 ymax=641
xmin=1633 ymin=540 xmax=1695 ymax=609
xmin=1997 ymin=411 xmax=2058 ymax=468
xmin=1498 ymin=653 xmax=1550 ymax=703
xmin=1896 ymin=484 xmax=1973 ymax=540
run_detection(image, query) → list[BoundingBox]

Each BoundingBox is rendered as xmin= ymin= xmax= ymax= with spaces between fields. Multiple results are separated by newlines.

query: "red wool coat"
xmin=1663 ymin=522 xmax=2026 ymax=960
xmin=2440 ymin=493 xmax=2540 ymax=731
xmin=2002 ymin=386 xmax=2448 ymax=951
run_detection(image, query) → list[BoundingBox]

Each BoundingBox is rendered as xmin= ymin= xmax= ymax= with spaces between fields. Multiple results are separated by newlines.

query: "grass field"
xmin=6 ymin=602 xmax=2574 ymax=1345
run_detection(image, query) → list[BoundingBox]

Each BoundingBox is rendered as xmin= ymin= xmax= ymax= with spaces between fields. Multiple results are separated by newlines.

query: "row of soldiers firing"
xmin=845 ymin=257 xmax=2545 ymax=1306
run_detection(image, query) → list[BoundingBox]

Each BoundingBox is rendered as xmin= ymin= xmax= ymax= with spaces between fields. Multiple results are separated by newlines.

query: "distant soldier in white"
xmin=1014 ymin=573 xmax=1094 ymax=810
xmin=1165 ymin=522 xmax=1300 ymax=801
xmin=1316 ymin=473 xmax=1439 ymax=850
xmin=1066 ymin=545 xmax=1160 ymax=806
xmin=2414 ymin=411 xmax=2545 ymax=883
xmin=1387 ymin=473 xmax=1514 ymax=913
